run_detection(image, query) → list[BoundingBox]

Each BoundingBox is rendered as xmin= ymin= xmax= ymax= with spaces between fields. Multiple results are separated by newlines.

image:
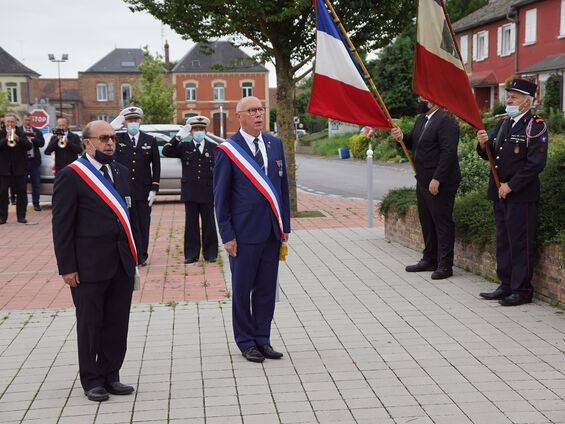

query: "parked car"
xmin=39 ymin=125 xmax=224 ymax=196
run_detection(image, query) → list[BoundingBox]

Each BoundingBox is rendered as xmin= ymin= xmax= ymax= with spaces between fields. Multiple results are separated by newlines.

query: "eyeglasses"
xmin=87 ymin=135 xmax=117 ymax=143
xmin=241 ymin=107 xmax=266 ymax=116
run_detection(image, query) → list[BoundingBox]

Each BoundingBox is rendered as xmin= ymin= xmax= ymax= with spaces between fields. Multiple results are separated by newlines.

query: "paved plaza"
xmin=0 ymin=193 xmax=564 ymax=423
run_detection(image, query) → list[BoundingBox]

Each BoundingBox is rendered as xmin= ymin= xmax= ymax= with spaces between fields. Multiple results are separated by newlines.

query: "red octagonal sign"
xmin=30 ymin=109 xmax=49 ymax=129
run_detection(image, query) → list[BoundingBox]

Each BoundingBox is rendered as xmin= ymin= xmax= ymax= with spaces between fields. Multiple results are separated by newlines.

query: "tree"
xmin=544 ymin=74 xmax=562 ymax=112
xmin=123 ymin=0 xmax=415 ymax=215
xmin=131 ymin=47 xmax=175 ymax=124
xmin=0 ymin=90 xmax=9 ymax=116
xmin=446 ymin=0 xmax=488 ymax=23
xmin=368 ymin=26 xmax=418 ymax=118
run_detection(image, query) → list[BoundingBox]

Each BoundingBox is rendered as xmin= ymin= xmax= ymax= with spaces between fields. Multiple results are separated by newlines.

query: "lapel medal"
xmin=276 ymin=160 xmax=283 ymax=177
xmin=514 ymin=145 xmax=520 ymax=154
xmin=125 ymin=196 xmax=132 ymax=208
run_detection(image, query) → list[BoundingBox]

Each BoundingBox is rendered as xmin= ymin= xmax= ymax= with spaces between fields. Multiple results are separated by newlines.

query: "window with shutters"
xmin=96 ymin=83 xmax=108 ymax=102
xmin=121 ymin=84 xmax=132 ymax=107
xmin=6 ymin=82 xmax=18 ymax=103
xmin=498 ymin=23 xmax=515 ymax=56
xmin=473 ymin=31 xmax=489 ymax=61
xmin=459 ymin=35 xmax=468 ymax=64
xmin=524 ymin=9 xmax=537 ymax=44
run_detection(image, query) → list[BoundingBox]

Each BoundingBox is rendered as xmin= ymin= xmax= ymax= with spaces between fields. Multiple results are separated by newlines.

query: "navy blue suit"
xmin=214 ymin=130 xmax=290 ymax=352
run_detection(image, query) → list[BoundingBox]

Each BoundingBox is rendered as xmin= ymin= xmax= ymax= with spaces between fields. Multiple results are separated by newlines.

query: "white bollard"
xmin=367 ymin=143 xmax=373 ymax=228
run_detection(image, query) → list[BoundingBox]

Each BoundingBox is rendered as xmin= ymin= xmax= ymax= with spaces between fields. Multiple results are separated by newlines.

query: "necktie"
xmin=195 ymin=141 xmax=202 ymax=154
xmin=253 ymin=138 xmax=264 ymax=172
xmin=100 ymin=165 xmax=114 ymax=186
xmin=131 ymin=136 xmax=136 ymax=148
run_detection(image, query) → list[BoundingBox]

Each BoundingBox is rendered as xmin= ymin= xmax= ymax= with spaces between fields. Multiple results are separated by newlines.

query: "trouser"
xmin=184 ymin=201 xmax=218 ymax=261
xmin=131 ymin=199 xmax=151 ymax=263
xmin=416 ymin=181 xmax=458 ymax=269
xmin=70 ymin=262 xmax=134 ymax=391
xmin=0 ymin=175 xmax=27 ymax=221
xmin=28 ymin=161 xmax=41 ymax=206
xmin=493 ymin=200 xmax=538 ymax=295
xmin=229 ymin=236 xmax=280 ymax=352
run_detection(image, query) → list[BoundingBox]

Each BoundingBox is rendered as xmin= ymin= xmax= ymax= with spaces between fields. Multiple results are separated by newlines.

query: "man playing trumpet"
xmin=45 ymin=117 xmax=82 ymax=174
xmin=0 ymin=113 xmax=33 ymax=224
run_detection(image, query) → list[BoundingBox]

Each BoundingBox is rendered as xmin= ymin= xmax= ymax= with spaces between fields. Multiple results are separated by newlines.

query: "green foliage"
xmin=299 ymin=129 xmax=328 ymax=146
xmin=490 ymin=101 xmax=506 ymax=116
xmin=269 ymin=108 xmax=277 ymax=132
xmin=312 ymin=134 xmax=351 ymax=157
xmin=453 ymin=190 xmax=496 ymax=249
xmin=457 ymin=120 xmax=490 ymax=195
xmin=349 ymin=134 xmax=370 ymax=159
xmin=369 ymin=27 xmax=418 ymax=118
xmin=295 ymin=77 xmax=328 ymax=134
xmin=539 ymin=147 xmax=565 ymax=251
xmin=0 ymin=91 xmax=9 ymax=116
xmin=379 ymin=187 xmax=417 ymax=218
xmin=546 ymin=109 xmax=565 ymax=134
xmin=543 ymin=74 xmax=562 ymax=112
xmin=446 ymin=0 xmax=488 ymax=22
xmin=131 ymin=47 xmax=175 ymax=124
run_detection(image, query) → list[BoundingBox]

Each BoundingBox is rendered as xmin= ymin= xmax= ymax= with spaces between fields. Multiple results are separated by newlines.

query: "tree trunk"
xmin=274 ymin=55 xmax=298 ymax=217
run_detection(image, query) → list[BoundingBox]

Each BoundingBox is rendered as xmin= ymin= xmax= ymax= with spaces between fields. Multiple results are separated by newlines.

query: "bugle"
xmin=7 ymin=128 xmax=16 ymax=147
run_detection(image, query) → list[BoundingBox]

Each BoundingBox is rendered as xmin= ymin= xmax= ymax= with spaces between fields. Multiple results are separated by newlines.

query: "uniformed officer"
xmin=162 ymin=116 xmax=218 ymax=264
xmin=44 ymin=117 xmax=83 ymax=173
xmin=477 ymin=78 xmax=548 ymax=306
xmin=111 ymin=107 xmax=161 ymax=266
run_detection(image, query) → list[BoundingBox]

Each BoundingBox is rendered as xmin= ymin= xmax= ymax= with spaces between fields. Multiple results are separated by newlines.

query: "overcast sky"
xmin=3 ymin=0 xmax=276 ymax=85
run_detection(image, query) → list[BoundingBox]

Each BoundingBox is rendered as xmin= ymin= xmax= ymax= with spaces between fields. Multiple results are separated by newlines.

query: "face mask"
xmin=88 ymin=140 xmax=113 ymax=164
xmin=127 ymin=122 xmax=140 ymax=135
xmin=417 ymin=100 xmax=430 ymax=114
xmin=193 ymin=131 xmax=205 ymax=142
xmin=505 ymin=104 xmax=521 ymax=118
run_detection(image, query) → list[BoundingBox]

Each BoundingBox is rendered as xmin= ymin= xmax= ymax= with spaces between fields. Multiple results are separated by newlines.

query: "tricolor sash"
xmin=68 ymin=157 xmax=138 ymax=264
xmin=217 ymin=138 xmax=284 ymax=238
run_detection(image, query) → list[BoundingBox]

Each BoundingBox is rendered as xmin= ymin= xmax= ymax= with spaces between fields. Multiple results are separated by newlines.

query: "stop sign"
xmin=30 ymin=109 xmax=49 ymax=129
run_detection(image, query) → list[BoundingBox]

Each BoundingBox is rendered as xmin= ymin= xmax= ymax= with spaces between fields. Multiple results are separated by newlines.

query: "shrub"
xmin=349 ymin=134 xmax=371 ymax=159
xmin=546 ymin=109 xmax=565 ymax=134
xmin=538 ymin=148 xmax=565 ymax=251
xmin=379 ymin=187 xmax=417 ymax=218
xmin=453 ymin=190 xmax=496 ymax=249
xmin=491 ymin=101 xmax=506 ymax=116
xmin=543 ymin=74 xmax=562 ymax=112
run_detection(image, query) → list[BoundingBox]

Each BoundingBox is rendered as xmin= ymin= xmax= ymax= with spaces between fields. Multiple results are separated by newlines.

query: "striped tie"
xmin=253 ymin=138 xmax=264 ymax=172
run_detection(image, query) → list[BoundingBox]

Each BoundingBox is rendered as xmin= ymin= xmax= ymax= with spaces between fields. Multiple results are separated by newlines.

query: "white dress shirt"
xmin=193 ymin=139 xmax=204 ymax=154
xmin=87 ymin=153 xmax=113 ymax=182
xmin=240 ymin=129 xmax=268 ymax=173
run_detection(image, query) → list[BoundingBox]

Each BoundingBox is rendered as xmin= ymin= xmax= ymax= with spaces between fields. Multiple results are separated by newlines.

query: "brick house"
xmin=0 ymin=46 xmax=40 ymax=114
xmin=453 ymin=0 xmax=565 ymax=111
xmin=29 ymin=78 xmax=81 ymax=126
xmin=78 ymin=48 xmax=143 ymax=124
xmin=171 ymin=41 xmax=269 ymax=138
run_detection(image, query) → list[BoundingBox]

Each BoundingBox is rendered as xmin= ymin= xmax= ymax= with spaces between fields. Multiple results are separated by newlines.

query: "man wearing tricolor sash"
xmin=52 ymin=120 xmax=137 ymax=402
xmin=213 ymin=96 xmax=291 ymax=363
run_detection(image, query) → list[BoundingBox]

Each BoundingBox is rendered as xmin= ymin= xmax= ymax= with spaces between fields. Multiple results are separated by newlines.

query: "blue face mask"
xmin=127 ymin=122 xmax=140 ymax=135
xmin=193 ymin=131 xmax=205 ymax=142
xmin=88 ymin=140 xmax=113 ymax=164
xmin=505 ymin=105 xmax=520 ymax=118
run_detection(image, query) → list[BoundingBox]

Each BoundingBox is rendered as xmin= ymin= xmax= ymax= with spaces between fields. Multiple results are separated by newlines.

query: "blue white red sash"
xmin=217 ymin=138 xmax=284 ymax=238
xmin=68 ymin=157 xmax=138 ymax=264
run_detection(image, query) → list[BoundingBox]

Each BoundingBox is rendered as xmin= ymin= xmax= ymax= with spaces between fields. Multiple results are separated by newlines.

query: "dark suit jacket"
xmin=114 ymin=131 xmax=161 ymax=200
xmin=162 ymin=136 xmax=216 ymax=203
xmin=477 ymin=111 xmax=548 ymax=202
xmin=213 ymin=130 xmax=291 ymax=244
xmin=51 ymin=156 xmax=136 ymax=282
xmin=403 ymin=109 xmax=461 ymax=186
xmin=22 ymin=126 xmax=45 ymax=166
xmin=45 ymin=131 xmax=83 ymax=172
xmin=0 ymin=126 xmax=33 ymax=176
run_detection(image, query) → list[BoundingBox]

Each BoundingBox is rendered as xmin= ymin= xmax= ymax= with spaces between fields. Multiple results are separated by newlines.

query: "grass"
xmin=312 ymin=134 xmax=353 ymax=156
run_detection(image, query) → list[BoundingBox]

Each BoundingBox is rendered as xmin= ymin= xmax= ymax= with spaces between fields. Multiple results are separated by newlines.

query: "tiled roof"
xmin=452 ymin=0 xmax=515 ymax=32
xmin=172 ymin=41 xmax=268 ymax=73
xmin=0 ymin=46 xmax=40 ymax=77
xmin=84 ymin=48 xmax=143 ymax=73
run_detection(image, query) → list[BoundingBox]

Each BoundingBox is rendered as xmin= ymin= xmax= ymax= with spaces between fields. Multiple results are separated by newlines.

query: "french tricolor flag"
xmin=307 ymin=0 xmax=392 ymax=128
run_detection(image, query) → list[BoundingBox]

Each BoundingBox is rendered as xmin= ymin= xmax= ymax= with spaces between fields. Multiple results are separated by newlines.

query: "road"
xmin=296 ymin=154 xmax=415 ymax=199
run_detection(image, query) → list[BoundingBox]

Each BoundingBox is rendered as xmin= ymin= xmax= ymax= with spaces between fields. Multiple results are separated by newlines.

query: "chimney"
xmin=164 ymin=40 xmax=171 ymax=70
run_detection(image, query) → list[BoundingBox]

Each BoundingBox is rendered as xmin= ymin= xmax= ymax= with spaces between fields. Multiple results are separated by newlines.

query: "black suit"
xmin=22 ymin=126 xmax=45 ymax=207
xmin=44 ymin=131 xmax=83 ymax=173
xmin=477 ymin=112 xmax=548 ymax=295
xmin=52 ymin=155 xmax=136 ymax=391
xmin=0 ymin=126 xmax=33 ymax=221
xmin=163 ymin=136 xmax=218 ymax=261
xmin=114 ymin=131 xmax=161 ymax=264
xmin=403 ymin=109 xmax=460 ymax=270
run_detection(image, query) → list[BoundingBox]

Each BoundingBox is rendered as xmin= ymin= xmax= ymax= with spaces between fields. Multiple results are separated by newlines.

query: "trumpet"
xmin=7 ymin=128 xmax=16 ymax=147
xmin=58 ymin=135 xmax=68 ymax=148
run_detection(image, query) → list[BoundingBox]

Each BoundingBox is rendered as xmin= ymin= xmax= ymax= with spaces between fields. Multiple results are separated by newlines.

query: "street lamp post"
xmin=48 ymin=54 xmax=68 ymax=119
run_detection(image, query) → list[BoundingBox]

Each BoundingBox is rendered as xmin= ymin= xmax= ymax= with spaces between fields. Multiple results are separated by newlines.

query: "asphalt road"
xmin=296 ymin=154 xmax=416 ymax=200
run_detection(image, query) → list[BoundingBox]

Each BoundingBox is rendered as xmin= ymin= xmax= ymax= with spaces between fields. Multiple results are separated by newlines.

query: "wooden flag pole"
xmin=323 ymin=0 xmax=416 ymax=174
xmin=440 ymin=1 xmax=501 ymax=188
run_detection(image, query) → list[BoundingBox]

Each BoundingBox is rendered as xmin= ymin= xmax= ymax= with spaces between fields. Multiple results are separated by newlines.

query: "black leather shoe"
xmin=140 ymin=261 xmax=148 ymax=267
xmin=431 ymin=268 xmax=453 ymax=280
xmin=405 ymin=260 xmax=437 ymax=272
xmin=257 ymin=344 xmax=283 ymax=359
xmin=184 ymin=257 xmax=199 ymax=264
xmin=242 ymin=347 xmax=265 ymax=363
xmin=499 ymin=293 xmax=532 ymax=307
xmin=104 ymin=381 xmax=134 ymax=395
xmin=480 ymin=287 xmax=510 ymax=300
xmin=205 ymin=257 xmax=217 ymax=263
xmin=33 ymin=205 xmax=41 ymax=211
xmin=84 ymin=386 xmax=109 ymax=402
xmin=0 ymin=219 xmax=5 ymax=225
xmin=17 ymin=218 xmax=27 ymax=224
